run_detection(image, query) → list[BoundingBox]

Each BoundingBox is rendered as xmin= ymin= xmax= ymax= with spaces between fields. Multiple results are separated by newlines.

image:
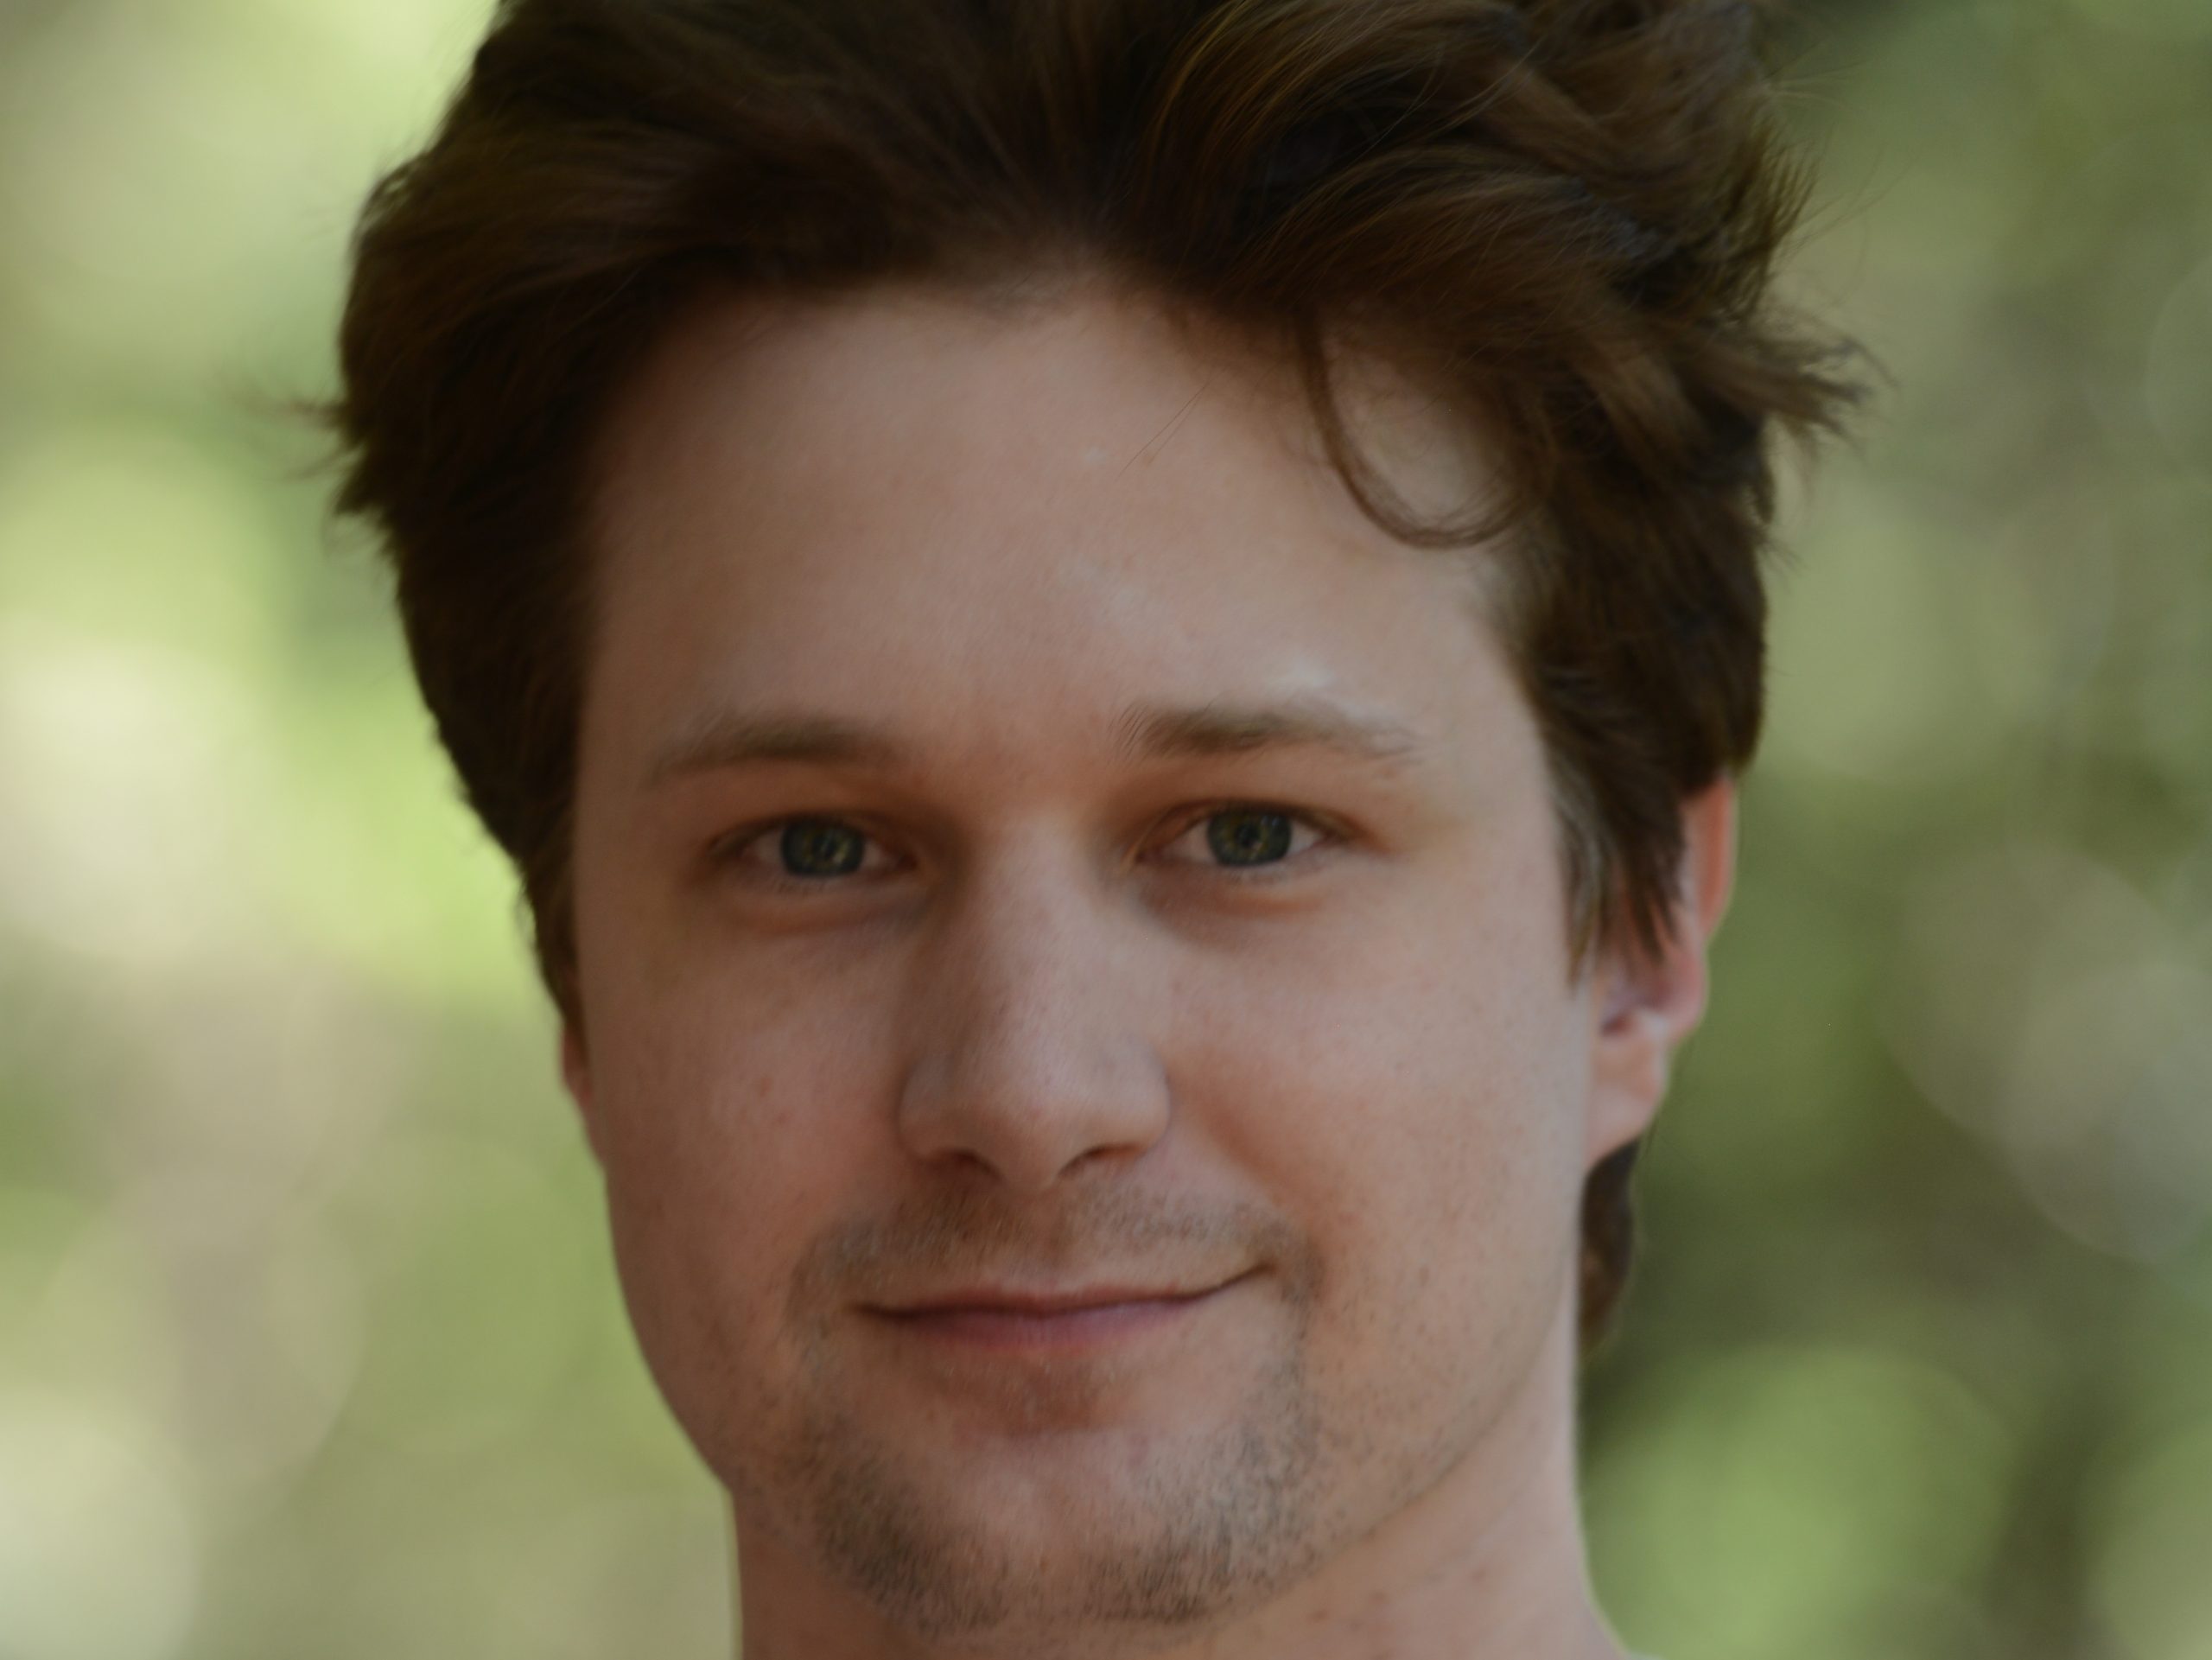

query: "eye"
xmin=1153 ymin=805 xmax=1334 ymax=880
xmin=710 ymin=815 xmax=898 ymax=893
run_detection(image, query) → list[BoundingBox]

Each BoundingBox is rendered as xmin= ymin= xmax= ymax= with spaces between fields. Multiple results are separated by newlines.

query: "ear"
xmin=560 ymin=1019 xmax=606 ymax=1167
xmin=1584 ymin=777 xmax=1738 ymax=1167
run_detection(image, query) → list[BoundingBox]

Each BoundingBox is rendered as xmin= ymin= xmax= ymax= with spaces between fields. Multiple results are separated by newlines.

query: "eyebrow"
xmin=643 ymin=694 xmax=1430 ymax=790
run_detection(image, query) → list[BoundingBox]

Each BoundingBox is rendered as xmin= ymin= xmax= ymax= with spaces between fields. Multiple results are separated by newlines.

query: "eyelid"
xmin=708 ymin=813 xmax=902 ymax=893
xmin=709 ymin=803 xmax=1343 ymax=894
xmin=1147 ymin=802 xmax=1338 ymax=876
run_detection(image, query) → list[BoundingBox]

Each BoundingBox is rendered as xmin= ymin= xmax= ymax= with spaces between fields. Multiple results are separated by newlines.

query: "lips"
xmin=881 ymin=1283 xmax=1224 ymax=1317
xmin=866 ymin=1275 xmax=1245 ymax=1352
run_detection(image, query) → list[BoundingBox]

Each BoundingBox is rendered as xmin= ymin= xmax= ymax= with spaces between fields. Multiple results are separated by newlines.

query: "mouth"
xmin=864 ymin=1274 xmax=1250 ymax=1354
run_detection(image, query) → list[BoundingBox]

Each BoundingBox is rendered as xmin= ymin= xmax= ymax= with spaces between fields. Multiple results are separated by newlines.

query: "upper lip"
xmin=871 ymin=1278 xmax=1241 ymax=1317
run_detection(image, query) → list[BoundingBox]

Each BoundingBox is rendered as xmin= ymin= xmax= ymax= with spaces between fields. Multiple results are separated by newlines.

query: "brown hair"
xmin=328 ymin=0 xmax=1857 ymax=1355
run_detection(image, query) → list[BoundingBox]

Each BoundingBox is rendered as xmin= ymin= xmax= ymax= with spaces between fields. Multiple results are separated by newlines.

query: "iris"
xmin=1205 ymin=808 xmax=1294 ymax=868
xmin=779 ymin=818 xmax=868 ymax=878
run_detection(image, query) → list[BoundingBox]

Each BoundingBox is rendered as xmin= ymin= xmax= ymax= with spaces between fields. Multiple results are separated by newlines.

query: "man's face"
xmin=563 ymin=282 xmax=1656 ymax=1648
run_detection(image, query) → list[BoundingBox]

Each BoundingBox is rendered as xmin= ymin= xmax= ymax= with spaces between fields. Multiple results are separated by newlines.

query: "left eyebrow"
xmin=642 ymin=693 xmax=1432 ymax=791
xmin=1107 ymin=695 xmax=1429 ymax=770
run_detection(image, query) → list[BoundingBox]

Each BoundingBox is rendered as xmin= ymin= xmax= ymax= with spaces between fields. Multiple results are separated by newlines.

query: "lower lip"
xmin=874 ymin=1288 xmax=1228 ymax=1354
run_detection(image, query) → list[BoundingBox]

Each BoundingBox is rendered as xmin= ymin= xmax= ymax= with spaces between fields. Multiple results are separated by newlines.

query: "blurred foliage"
xmin=0 ymin=1 xmax=2205 ymax=1657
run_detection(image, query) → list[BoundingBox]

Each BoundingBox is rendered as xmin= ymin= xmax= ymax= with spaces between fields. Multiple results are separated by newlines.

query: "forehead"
xmin=593 ymin=277 xmax=1493 ymax=535
xmin=580 ymin=279 xmax=1526 ymax=792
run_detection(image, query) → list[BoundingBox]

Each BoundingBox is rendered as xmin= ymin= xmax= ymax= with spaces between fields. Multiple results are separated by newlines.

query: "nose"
xmin=895 ymin=836 xmax=1172 ymax=1193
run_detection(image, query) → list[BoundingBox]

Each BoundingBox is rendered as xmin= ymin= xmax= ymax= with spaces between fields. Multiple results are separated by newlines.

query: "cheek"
xmin=1174 ymin=861 xmax=1588 ymax=1371
xmin=584 ymin=960 xmax=899 ymax=1389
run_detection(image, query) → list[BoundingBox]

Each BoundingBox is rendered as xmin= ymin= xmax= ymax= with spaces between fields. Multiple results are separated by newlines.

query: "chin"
xmin=771 ymin=1385 xmax=1335 ymax=1650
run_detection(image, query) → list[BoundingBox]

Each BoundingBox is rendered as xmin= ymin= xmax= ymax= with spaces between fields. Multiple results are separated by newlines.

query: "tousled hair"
xmin=329 ymin=0 xmax=1858 ymax=1355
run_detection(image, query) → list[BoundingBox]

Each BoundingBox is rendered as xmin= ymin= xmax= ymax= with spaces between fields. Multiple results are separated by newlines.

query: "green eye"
xmin=1204 ymin=808 xmax=1295 ymax=867
xmin=1161 ymin=803 xmax=1335 ymax=883
xmin=778 ymin=818 xmax=869 ymax=878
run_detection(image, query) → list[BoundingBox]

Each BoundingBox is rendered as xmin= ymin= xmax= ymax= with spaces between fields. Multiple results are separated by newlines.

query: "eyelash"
xmin=707 ymin=804 xmax=1340 ymax=897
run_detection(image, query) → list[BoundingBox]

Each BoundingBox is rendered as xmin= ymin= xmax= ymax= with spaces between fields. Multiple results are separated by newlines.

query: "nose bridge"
xmin=897 ymin=830 xmax=1169 ymax=1188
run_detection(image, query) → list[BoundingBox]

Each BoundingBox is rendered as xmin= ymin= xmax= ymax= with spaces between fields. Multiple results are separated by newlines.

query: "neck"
xmin=731 ymin=1289 xmax=1625 ymax=1660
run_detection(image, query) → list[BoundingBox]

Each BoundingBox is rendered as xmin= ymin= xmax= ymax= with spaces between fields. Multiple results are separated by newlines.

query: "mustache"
xmin=789 ymin=1182 xmax=1322 ymax=1313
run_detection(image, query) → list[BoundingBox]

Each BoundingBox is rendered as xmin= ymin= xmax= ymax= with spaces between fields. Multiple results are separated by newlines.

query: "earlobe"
xmin=1585 ymin=778 xmax=1738 ymax=1164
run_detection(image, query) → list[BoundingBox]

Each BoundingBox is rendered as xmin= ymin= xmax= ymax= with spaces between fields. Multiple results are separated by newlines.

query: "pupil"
xmin=780 ymin=820 xmax=866 ymax=878
xmin=1206 ymin=809 xmax=1292 ymax=867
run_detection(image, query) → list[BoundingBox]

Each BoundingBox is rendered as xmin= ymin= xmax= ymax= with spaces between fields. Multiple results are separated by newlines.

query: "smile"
xmin=865 ymin=1277 xmax=1245 ymax=1355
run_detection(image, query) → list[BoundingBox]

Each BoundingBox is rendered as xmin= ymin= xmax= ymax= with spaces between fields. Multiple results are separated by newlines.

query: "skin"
xmin=559 ymin=277 xmax=1733 ymax=1660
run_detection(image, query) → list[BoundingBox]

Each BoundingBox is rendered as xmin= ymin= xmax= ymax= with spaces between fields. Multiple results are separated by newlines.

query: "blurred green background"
xmin=0 ymin=0 xmax=2206 ymax=1657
